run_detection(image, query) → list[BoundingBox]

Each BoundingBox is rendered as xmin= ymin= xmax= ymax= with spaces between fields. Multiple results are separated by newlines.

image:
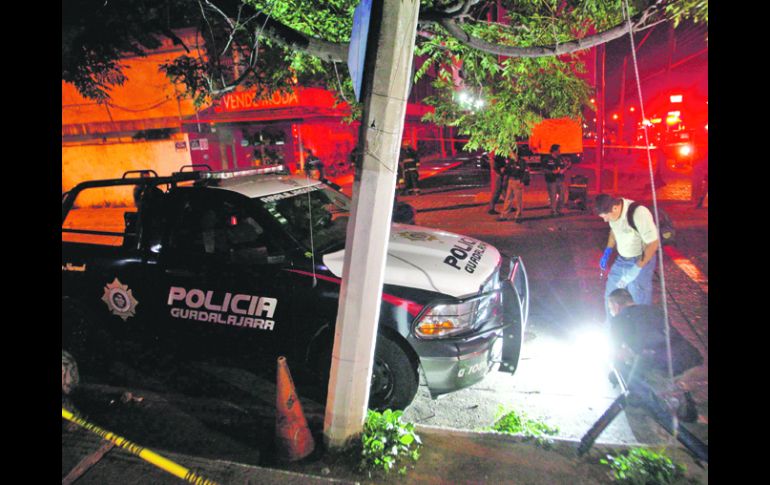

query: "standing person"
xmin=690 ymin=157 xmax=708 ymax=208
xmin=607 ymin=288 xmax=702 ymax=422
xmin=487 ymin=153 xmax=509 ymax=215
xmin=399 ymin=145 xmax=421 ymax=195
xmin=594 ymin=194 xmax=659 ymax=318
xmin=542 ymin=144 xmax=571 ymax=216
xmin=304 ymin=148 xmax=323 ymax=180
xmin=498 ymin=152 xmax=529 ymax=223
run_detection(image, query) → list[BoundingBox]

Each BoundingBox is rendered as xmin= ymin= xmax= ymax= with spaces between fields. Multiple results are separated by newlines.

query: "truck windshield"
xmin=258 ymin=185 xmax=350 ymax=252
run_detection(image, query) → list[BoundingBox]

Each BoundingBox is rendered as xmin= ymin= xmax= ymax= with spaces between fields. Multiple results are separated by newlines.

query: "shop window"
xmin=243 ymin=127 xmax=288 ymax=166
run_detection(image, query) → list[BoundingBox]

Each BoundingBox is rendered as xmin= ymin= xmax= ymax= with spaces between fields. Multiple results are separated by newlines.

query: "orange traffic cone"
xmin=275 ymin=356 xmax=315 ymax=461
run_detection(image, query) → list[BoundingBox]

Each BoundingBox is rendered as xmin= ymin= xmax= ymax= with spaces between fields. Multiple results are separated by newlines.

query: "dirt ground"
xmin=282 ymin=426 xmax=708 ymax=485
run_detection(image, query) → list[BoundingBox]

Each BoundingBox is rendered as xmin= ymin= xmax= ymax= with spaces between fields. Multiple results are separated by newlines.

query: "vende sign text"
xmin=214 ymin=90 xmax=300 ymax=113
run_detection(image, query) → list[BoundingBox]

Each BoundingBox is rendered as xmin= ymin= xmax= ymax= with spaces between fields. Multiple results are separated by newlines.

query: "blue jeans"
xmin=605 ymin=254 xmax=656 ymax=317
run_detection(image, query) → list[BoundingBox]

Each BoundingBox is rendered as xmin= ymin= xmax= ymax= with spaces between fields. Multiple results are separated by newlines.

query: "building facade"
xmin=62 ymin=29 xmax=454 ymax=193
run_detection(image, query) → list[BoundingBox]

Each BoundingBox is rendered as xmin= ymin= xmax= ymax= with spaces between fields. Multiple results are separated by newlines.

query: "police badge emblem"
xmin=101 ymin=278 xmax=139 ymax=321
xmin=395 ymin=231 xmax=439 ymax=242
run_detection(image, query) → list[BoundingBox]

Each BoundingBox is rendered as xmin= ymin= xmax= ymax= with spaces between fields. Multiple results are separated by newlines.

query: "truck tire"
xmin=62 ymin=298 xmax=109 ymax=372
xmin=315 ymin=335 xmax=419 ymax=411
xmin=62 ymin=298 xmax=91 ymax=360
xmin=62 ymin=350 xmax=79 ymax=396
xmin=370 ymin=337 xmax=418 ymax=411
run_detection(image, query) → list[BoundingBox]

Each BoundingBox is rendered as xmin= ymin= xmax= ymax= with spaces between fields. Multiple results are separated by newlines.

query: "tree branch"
xmin=238 ymin=10 xmax=348 ymax=62
xmin=197 ymin=0 xmax=669 ymax=76
xmin=419 ymin=0 xmax=482 ymax=23
xmin=433 ymin=2 xmax=666 ymax=58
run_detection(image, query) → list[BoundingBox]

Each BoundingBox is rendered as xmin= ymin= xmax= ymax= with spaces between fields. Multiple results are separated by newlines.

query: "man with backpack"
xmin=594 ymin=194 xmax=660 ymax=319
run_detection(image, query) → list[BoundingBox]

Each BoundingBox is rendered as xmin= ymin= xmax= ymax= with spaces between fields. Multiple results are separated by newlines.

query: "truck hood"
xmin=322 ymin=224 xmax=501 ymax=298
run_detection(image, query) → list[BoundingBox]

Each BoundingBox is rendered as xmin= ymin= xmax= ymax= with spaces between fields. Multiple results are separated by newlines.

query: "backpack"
xmin=627 ymin=201 xmax=675 ymax=245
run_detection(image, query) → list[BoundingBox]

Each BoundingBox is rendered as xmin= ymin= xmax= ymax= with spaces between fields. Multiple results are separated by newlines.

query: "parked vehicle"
xmin=527 ymin=117 xmax=584 ymax=166
xmin=62 ymin=165 xmax=530 ymax=410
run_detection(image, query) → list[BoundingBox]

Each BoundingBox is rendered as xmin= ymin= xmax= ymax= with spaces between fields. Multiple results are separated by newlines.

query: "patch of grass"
xmin=489 ymin=406 xmax=559 ymax=447
xmin=600 ymin=447 xmax=687 ymax=484
xmin=359 ymin=409 xmax=422 ymax=477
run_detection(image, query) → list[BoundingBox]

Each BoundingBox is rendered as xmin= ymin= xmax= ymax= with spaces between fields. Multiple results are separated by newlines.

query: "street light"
xmin=456 ymin=91 xmax=484 ymax=112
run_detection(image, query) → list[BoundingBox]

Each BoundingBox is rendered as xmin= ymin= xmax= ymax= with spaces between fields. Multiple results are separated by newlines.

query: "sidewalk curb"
xmin=416 ymin=422 xmax=649 ymax=453
xmin=413 ymin=423 xmax=708 ymax=482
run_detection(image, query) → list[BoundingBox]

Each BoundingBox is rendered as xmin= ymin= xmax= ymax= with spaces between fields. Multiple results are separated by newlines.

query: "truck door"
xmin=158 ymin=188 xmax=295 ymax=368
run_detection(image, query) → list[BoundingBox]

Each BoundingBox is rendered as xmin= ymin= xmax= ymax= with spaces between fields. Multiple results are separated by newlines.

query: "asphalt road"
xmin=63 ymin=159 xmax=708 ymax=473
xmin=399 ymin=163 xmax=708 ymax=447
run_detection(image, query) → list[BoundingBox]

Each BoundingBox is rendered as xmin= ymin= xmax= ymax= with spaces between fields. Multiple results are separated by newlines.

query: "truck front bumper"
xmin=416 ymin=327 xmax=504 ymax=398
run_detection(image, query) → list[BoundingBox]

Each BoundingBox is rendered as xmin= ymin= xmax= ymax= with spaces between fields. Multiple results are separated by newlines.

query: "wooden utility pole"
xmin=596 ymin=43 xmax=606 ymax=192
xmin=615 ymin=55 xmax=627 ymax=192
xmin=618 ymin=56 xmax=627 ymax=145
xmin=323 ymin=0 xmax=421 ymax=449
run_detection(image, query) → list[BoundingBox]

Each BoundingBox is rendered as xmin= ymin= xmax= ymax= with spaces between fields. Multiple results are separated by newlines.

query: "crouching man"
xmin=608 ymin=288 xmax=704 ymax=422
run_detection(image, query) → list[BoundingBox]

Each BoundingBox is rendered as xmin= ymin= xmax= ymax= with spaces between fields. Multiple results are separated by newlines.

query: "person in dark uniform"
xmin=304 ymin=148 xmax=324 ymax=180
xmin=542 ymin=144 xmax=571 ymax=216
xmin=690 ymin=157 xmax=708 ymax=208
xmin=607 ymin=288 xmax=702 ymax=422
xmin=399 ymin=145 xmax=420 ymax=195
xmin=498 ymin=152 xmax=530 ymax=223
xmin=487 ymin=153 xmax=510 ymax=215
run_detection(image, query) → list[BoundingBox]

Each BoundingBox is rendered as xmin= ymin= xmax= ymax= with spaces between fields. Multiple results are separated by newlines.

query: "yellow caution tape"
xmin=62 ymin=407 xmax=220 ymax=485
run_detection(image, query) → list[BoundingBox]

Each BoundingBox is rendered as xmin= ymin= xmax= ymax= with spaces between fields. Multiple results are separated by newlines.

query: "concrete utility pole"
xmin=323 ymin=0 xmax=421 ymax=448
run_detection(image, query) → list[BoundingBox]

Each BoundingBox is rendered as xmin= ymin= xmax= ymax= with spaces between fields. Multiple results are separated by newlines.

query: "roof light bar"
xmin=197 ymin=165 xmax=287 ymax=180
xmin=173 ymin=164 xmax=288 ymax=181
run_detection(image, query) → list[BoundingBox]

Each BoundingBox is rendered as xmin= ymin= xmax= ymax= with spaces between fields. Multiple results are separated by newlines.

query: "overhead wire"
xmin=622 ymin=0 xmax=679 ymax=440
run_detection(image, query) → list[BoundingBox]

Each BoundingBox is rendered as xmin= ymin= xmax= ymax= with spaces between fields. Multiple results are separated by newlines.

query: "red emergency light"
xmin=678 ymin=144 xmax=693 ymax=157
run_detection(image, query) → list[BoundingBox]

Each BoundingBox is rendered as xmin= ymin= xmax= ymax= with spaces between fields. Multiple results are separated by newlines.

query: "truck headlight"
xmin=414 ymin=294 xmax=499 ymax=339
xmin=415 ymin=300 xmax=477 ymax=338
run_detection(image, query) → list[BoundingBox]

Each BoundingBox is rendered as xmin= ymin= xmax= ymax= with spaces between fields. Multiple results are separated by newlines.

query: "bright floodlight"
xmin=574 ymin=326 xmax=611 ymax=365
xmin=532 ymin=324 xmax=614 ymax=397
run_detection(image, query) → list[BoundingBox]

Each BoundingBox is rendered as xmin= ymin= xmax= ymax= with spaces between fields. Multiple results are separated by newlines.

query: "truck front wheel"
xmin=315 ymin=335 xmax=419 ymax=411
xmin=370 ymin=337 xmax=418 ymax=411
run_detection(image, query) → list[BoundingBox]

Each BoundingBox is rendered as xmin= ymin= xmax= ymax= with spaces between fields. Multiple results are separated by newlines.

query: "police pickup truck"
xmin=62 ymin=165 xmax=529 ymax=410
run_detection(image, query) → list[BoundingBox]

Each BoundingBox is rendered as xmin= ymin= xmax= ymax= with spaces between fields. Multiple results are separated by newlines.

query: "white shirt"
xmin=609 ymin=198 xmax=659 ymax=258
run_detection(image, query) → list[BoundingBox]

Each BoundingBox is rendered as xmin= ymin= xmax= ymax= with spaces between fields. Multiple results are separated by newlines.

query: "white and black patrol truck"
xmin=62 ymin=165 xmax=529 ymax=410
